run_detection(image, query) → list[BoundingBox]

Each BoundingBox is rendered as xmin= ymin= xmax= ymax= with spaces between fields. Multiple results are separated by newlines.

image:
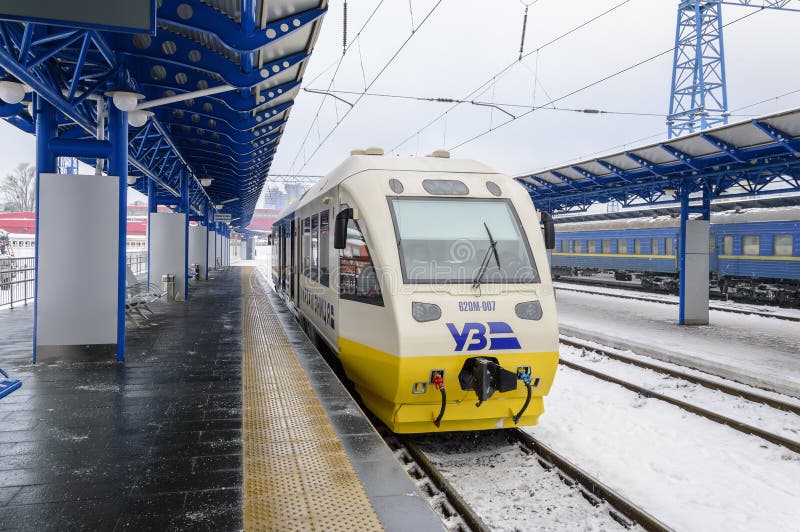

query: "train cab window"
xmin=340 ymin=220 xmax=383 ymax=305
xmin=723 ymin=235 xmax=733 ymax=255
xmin=320 ymin=210 xmax=330 ymax=286
xmin=634 ymin=239 xmax=642 ymax=255
xmin=302 ymin=217 xmax=311 ymax=277
xmin=774 ymin=234 xmax=793 ymax=257
xmin=311 ymin=214 xmax=319 ymax=281
xmin=617 ymin=239 xmax=627 ymax=254
xmin=665 ymin=237 xmax=674 ymax=256
xmin=601 ymin=239 xmax=611 ymax=254
xmin=587 ymin=240 xmax=596 ymax=253
xmin=742 ymin=235 xmax=760 ymax=256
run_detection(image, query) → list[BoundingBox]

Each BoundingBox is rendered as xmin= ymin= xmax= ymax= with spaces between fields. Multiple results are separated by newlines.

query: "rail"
xmin=0 ymin=251 xmax=148 ymax=310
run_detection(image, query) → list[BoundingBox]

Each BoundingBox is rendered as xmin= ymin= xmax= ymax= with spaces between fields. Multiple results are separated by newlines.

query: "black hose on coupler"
xmin=432 ymin=372 xmax=446 ymax=428
xmin=513 ymin=374 xmax=532 ymax=424
xmin=433 ymin=387 xmax=446 ymax=427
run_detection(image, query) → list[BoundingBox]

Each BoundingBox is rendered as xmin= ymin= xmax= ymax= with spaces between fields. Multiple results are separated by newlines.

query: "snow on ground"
xmin=560 ymin=343 xmax=800 ymax=442
xmin=415 ymin=431 xmax=636 ymax=532
xmin=555 ymin=281 xmax=800 ymax=320
xmin=529 ymin=367 xmax=800 ymax=531
xmin=555 ymin=289 xmax=800 ymax=398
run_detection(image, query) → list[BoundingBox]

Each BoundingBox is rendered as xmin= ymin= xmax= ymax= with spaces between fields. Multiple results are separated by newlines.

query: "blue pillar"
xmin=678 ymin=185 xmax=689 ymax=325
xmin=32 ymin=95 xmax=58 ymax=364
xmin=181 ymin=172 xmax=190 ymax=301
xmin=147 ymin=178 xmax=155 ymax=287
xmin=108 ymin=104 xmax=128 ymax=361
xmin=204 ymin=206 xmax=210 ymax=279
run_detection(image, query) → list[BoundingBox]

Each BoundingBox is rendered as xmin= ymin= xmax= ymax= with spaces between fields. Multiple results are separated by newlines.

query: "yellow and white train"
xmin=271 ymin=149 xmax=559 ymax=433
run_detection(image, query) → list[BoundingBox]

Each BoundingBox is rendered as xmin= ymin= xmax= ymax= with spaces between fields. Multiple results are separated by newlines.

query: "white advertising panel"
xmin=36 ymin=173 xmax=119 ymax=350
xmin=148 ymin=212 xmax=187 ymax=298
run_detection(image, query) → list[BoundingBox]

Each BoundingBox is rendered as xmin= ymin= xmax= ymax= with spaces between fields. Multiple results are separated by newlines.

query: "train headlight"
xmin=515 ymin=301 xmax=543 ymax=320
xmin=412 ymin=302 xmax=441 ymax=322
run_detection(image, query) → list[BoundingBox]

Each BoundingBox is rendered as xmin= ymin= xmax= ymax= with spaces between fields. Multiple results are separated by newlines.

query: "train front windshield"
xmin=389 ymin=197 xmax=539 ymax=284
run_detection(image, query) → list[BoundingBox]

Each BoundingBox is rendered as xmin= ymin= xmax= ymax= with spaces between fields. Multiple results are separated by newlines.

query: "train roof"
xmin=274 ymin=153 xmax=500 ymax=221
xmin=555 ymin=205 xmax=800 ymax=232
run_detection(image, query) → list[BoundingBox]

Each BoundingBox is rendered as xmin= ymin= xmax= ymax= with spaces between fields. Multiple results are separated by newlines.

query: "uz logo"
xmin=446 ymin=322 xmax=522 ymax=351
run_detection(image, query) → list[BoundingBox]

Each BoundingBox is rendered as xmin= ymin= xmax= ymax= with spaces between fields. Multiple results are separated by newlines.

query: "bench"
xmin=125 ymin=266 xmax=165 ymax=323
xmin=0 ymin=367 xmax=21 ymax=399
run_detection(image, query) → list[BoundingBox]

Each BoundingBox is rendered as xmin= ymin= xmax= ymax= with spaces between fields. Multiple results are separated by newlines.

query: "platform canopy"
xmin=0 ymin=0 xmax=327 ymax=229
xmin=517 ymin=107 xmax=800 ymax=214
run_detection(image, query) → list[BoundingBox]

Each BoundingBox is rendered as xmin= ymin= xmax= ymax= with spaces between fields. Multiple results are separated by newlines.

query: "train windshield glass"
xmin=389 ymin=198 xmax=539 ymax=284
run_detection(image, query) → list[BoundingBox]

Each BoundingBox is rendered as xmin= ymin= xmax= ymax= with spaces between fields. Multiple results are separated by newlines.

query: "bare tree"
xmin=1 ymin=163 xmax=36 ymax=212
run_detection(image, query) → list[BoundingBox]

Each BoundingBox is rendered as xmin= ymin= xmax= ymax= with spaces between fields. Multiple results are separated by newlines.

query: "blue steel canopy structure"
xmin=0 ymin=0 xmax=327 ymax=229
xmin=517 ymin=106 xmax=800 ymax=214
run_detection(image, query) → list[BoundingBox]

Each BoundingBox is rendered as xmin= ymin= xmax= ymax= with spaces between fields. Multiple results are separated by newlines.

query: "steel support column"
xmin=181 ymin=171 xmax=190 ymax=301
xmin=32 ymin=95 xmax=58 ymax=364
xmin=108 ymin=104 xmax=128 ymax=361
xmin=147 ymin=177 xmax=156 ymax=287
xmin=678 ymin=186 xmax=689 ymax=324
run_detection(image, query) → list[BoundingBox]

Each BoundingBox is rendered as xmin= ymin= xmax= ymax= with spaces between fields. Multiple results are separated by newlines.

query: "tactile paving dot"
xmin=241 ymin=268 xmax=384 ymax=531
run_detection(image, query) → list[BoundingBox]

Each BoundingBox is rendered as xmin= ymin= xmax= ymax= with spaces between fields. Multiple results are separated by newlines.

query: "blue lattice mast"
xmin=667 ymin=1 xmax=800 ymax=139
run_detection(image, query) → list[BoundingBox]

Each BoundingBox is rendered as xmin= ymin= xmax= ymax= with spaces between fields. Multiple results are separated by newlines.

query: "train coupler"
xmin=457 ymin=357 xmax=517 ymax=407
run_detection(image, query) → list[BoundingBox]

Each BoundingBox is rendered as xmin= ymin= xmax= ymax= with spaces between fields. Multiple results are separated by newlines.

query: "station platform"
xmin=0 ymin=266 xmax=443 ymax=531
xmin=556 ymin=287 xmax=800 ymax=398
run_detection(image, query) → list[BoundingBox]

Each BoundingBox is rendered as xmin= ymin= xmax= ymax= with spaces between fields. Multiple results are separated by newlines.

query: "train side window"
xmin=709 ymin=235 xmax=716 ymax=254
xmin=742 ymin=235 xmax=759 ymax=256
xmin=311 ymin=213 xmax=319 ymax=281
xmin=302 ymin=217 xmax=311 ymax=277
xmin=320 ymin=210 xmax=330 ymax=286
xmin=601 ymin=239 xmax=611 ymax=254
xmin=665 ymin=237 xmax=674 ymax=256
xmin=617 ymin=239 xmax=627 ymax=254
xmin=634 ymin=239 xmax=641 ymax=255
xmin=587 ymin=240 xmax=596 ymax=253
xmin=723 ymin=235 xmax=733 ymax=255
xmin=650 ymin=237 xmax=659 ymax=255
xmin=340 ymin=219 xmax=383 ymax=306
xmin=774 ymin=234 xmax=793 ymax=257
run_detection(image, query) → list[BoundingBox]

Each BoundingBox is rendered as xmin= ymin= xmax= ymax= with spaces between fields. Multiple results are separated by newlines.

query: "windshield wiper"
xmin=472 ymin=223 xmax=501 ymax=289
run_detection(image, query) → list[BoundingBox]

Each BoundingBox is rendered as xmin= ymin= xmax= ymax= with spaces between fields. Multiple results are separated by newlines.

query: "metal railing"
xmin=0 ymin=251 xmax=149 ymax=310
xmin=0 ymin=257 xmax=35 ymax=309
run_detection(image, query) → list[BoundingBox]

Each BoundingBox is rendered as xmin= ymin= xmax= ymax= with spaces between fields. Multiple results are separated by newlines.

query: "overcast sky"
xmin=2 ymin=0 xmax=800 ymax=200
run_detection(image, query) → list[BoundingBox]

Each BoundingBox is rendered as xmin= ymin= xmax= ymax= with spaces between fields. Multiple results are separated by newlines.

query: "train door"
xmin=709 ymin=232 xmax=718 ymax=272
xmin=290 ymin=218 xmax=296 ymax=302
xmin=277 ymin=225 xmax=284 ymax=291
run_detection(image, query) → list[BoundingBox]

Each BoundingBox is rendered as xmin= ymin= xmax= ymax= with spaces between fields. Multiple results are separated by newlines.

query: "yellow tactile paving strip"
xmin=241 ymin=268 xmax=384 ymax=531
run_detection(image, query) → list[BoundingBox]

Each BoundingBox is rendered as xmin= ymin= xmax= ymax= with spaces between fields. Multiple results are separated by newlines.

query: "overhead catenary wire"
xmin=389 ymin=0 xmax=634 ymax=154
xmin=446 ymin=6 xmax=766 ymax=152
xmin=302 ymin=87 xmax=669 ymax=117
xmin=294 ymin=0 xmax=445 ymax=174
xmin=286 ymin=1 xmax=387 ymax=174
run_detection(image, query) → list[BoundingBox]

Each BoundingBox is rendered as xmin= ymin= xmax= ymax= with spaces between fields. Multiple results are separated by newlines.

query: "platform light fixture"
xmin=200 ymin=178 xmax=213 ymax=187
xmin=127 ymin=109 xmax=153 ymax=128
xmin=663 ymin=186 xmax=677 ymax=197
xmin=214 ymin=204 xmax=223 ymax=210
xmin=127 ymin=175 xmax=138 ymax=185
xmin=0 ymin=80 xmax=28 ymax=104
xmin=107 ymin=90 xmax=144 ymax=112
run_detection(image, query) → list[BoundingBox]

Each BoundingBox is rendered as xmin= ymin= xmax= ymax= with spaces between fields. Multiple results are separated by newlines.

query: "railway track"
xmin=559 ymin=337 xmax=800 ymax=454
xmin=556 ymin=283 xmax=800 ymax=322
xmin=394 ymin=427 xmax=672 ymax=532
